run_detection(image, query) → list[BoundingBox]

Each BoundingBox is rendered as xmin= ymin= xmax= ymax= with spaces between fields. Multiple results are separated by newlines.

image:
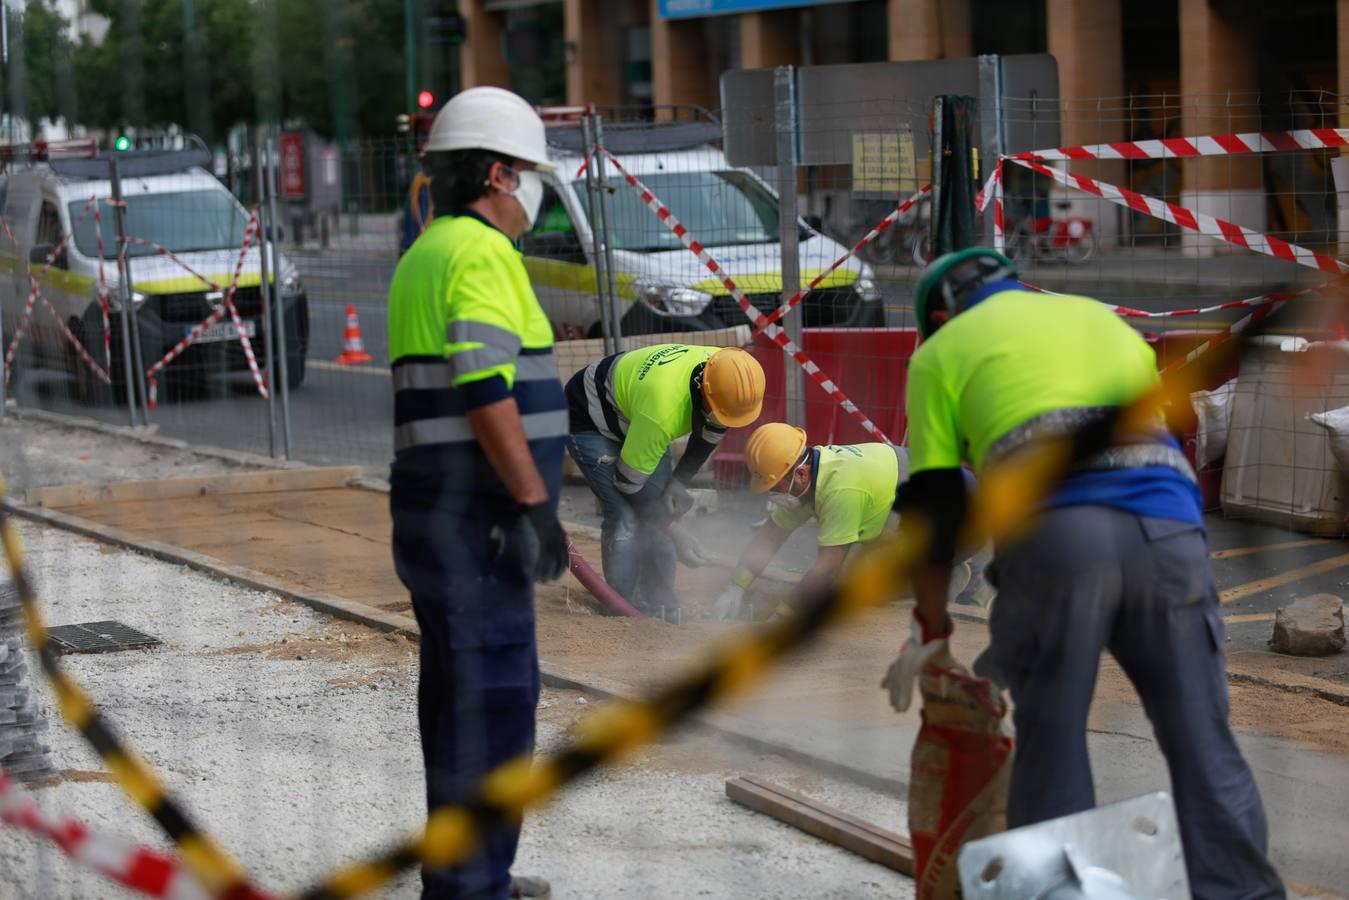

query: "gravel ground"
xmin=0 ymin=521 xmax=915 ymax=899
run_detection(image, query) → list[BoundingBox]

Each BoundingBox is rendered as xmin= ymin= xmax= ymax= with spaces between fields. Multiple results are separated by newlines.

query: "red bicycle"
xmin=1004 ymin=200 xmax=1097 ymax=264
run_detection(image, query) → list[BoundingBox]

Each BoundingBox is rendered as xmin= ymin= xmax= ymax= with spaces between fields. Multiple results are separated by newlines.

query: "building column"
xmin=887 ymin=0 xmax=970 ymax=61
xmin=650 ymin=1 xmax=715 ymax=116
xmin=1047 ymin=0 xmax=1124 ymax=246
xmin=741 ymin=9 xmax=800 ymax=70
xmin=459 ymin=0 xmax=511 ymax=91
xmin=1179 ymin=0 xmax=1263 ymax=255
xmin=565 ymin=0 xmax=624 ymax=108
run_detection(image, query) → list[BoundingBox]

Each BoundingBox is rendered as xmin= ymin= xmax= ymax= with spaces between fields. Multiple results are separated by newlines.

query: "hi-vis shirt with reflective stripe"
xmin=388 ymin=214 xmax=566 ymax=500
xmin=566 ymin=344 xmax=726 ymax=495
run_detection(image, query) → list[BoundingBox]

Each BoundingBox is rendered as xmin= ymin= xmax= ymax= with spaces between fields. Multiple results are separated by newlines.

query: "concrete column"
xmin=1047 ymin=0 xmax=1124 ymax=247
xmin=651 ymin=1 xmax=715 ymax=115
xmin=887 ymin=0 xmax=970 ymax=61
xmin=565 ymin=0 xmax=624 ymax=108
xmin=741 ymin=9 xmax=800 ymax=70
xmin=1179 ymin=0 xmax=1263 ymax=255
xmin=459 ymin=0 xmax=511 ymax=90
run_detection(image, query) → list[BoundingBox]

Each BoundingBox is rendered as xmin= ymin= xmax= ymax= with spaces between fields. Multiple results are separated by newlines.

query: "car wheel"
xmin=70 ymin=317 xmax=120 ymax=406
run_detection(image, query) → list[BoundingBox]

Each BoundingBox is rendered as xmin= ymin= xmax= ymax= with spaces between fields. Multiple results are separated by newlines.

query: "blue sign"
xmin=659 ymin=0 xmax=858 ymax=19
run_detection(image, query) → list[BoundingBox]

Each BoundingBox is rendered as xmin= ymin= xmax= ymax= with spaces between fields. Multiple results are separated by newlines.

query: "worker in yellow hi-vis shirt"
xmin=388 ymin=86 xmax=558 ymax=900
xmin=565 ymin=343 xmax=765 ymax=618
xmin=714 ymin=423 xmax=911 ymax=620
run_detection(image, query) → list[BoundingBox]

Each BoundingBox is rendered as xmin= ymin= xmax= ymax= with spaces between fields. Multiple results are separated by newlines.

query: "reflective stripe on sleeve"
xmin=449 ymin=346 xmax=515 ymax=379
xmin=394 ymin=409 xmax=569 ymax=452
xmin=614 ymin=457 xmax=650 ymax=495
xmin=448 ymin=320 xmax=523 ymax=354
xmin=393 ymin=362 xmax=455 ymax=391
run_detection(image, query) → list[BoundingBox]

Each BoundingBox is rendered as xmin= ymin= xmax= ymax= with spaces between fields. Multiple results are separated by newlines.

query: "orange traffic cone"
xmin=336 ymin=304 xmax=374 ymax=365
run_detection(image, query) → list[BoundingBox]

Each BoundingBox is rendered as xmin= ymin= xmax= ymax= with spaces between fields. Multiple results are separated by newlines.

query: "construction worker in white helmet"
xmin=565 ymin=343 xmax=765 ymax=617
xmin=387 ymin=86 xmax=560 ymax=900
xmin=714 ymin=423 xmax=913 ymax=620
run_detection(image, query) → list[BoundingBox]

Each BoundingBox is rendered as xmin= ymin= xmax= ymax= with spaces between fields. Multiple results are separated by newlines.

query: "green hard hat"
xmin=914 ymin=247 xmax=1016 ymax=338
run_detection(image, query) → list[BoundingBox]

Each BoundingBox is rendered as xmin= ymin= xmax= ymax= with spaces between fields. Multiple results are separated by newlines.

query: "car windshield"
xmin=573 ymin=170 xmax=783 ymax=252
xmin=69 ymin=190 xmax=249 ymax=258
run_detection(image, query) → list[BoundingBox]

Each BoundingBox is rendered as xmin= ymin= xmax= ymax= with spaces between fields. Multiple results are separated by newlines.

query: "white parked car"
xmin=518 ymin=123 xmax=884 ymax=339
xmin=0 ymin=144 xmax=308 ymax=403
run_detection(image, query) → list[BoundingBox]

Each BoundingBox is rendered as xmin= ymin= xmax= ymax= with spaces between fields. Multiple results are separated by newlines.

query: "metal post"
xmin=977 ymin=55 xmax=1004 ymax=249
xmin=774 ymin=65 xmax=804 ymax=429
xmin=253 ymin=129 xmax=279 ymax=458
xmin=580 ymin=112 xmax=613 ymax=356
xmin=929 ymin=96 xmax=944 ymax=262
xmin=108 ymin=159 xmax=145 ymax=426
xmin=591 ymin=116 xmax=623 ymax=352
xmin=266 ymin=128 xmax=293 ymax=458
xmin=403 ymin=0 xmax=417 ymax=116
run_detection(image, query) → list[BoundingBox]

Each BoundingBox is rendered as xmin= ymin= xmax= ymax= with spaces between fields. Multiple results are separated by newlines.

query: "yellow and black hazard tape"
xmin=0 ymin=487 xmax=264 ymax=900
xmin=296 ymin=339 xmax=1239 ymax=900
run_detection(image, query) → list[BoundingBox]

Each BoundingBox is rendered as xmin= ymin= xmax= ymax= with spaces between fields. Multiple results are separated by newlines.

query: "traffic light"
xmin=417 ymin=90 xmax=435 ymax=110
xmin=114 ymin=135 xmax=131 ymax=151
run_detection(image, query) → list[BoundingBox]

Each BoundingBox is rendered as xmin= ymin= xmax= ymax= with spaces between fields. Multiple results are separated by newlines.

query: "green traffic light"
xmin=114 ymin=136 xmax=131 ymax=151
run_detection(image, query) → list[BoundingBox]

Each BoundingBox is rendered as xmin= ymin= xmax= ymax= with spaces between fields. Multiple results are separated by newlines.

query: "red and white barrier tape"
xmin=120 ymin=237 xmax=224 ymax=293
xmin=0 ymin=770 xmax=213 ymax=900
xmin=39 ymin=295 xmax=111 ymax=384
xmin=3 ymin=197 xmax=101 ymax=382
xmin=1009 ymin=127 xmax=1349 ymax=163
xmin=756 ymin=184 xmax=932 ymax=333
xmin=1004 ymin=157 xmax=1347 ymax=276
xmin=598 ymin=149 xmax=893 ymax=445
xmin=1159 ymin=296 xmax=1289 ymax=376
xmin=144 ymin=210 xmax=266 ymax=408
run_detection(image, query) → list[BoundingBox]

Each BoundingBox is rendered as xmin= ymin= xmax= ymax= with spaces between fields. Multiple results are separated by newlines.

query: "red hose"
xmin=566 ymin=537 xmax=643 ymax=617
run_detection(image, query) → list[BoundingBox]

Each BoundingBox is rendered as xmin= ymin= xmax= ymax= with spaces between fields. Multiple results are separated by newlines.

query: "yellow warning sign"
xmin=852 ymin=129 xmax=917 ymax=197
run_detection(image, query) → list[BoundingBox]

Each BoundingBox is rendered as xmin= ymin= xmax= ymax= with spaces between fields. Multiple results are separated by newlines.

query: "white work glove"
xmin=880 ymin=610 xmax=954 ymax=713
xmin=670 ymin=524 xmax=714 ymax=568
xmin=713 ymin=583 xmax=747 ymax=621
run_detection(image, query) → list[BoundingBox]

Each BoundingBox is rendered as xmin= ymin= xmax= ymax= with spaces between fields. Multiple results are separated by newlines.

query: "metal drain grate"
xmin=46 ymin=621 xmax=161 ymax=655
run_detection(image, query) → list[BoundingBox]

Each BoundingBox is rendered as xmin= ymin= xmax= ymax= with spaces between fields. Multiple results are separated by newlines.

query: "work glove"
xmin=713 ymin=583 xmax=747 ymax=621
xmin=880 ymin=610 xmax=954 ymax=713
xmin=670 ymin=524 xmax=714 ymax=568
xmin=664 ymin=480 xmax=695 ymax=519
xmin=518 ymin=501 xmax=570 ymax=583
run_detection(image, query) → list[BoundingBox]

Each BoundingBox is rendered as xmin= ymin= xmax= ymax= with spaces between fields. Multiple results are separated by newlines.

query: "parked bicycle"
xmin=1003 ymin=199 xmax=1097 ymax=264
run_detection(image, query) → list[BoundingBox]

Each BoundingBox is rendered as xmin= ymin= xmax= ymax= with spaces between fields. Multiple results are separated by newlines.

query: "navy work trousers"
xmin=988 ymin=505 xmax=1284 ymax=900
xmin=391 ymin=482 xmax=540 ymax=900
xmin=566 ymin=431 xmax=677 ymax=615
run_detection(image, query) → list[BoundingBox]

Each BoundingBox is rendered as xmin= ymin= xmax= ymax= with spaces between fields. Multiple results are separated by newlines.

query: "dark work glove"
xmin=664 ymin=479 xmax=695 ymax=519
xmin=519 ymin=501 xmax=569 ymax=583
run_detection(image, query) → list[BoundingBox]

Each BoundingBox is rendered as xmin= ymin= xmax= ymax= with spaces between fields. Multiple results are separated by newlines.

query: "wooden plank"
xmin=726 ymin=775 xmax=915 ymax=876
xmin=25 ymin=466 xmax=362 ymax=508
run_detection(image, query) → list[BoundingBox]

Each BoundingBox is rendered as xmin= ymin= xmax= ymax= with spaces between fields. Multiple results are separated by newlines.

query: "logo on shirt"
xmin=636 ymin=345 xmax=690 ymax=379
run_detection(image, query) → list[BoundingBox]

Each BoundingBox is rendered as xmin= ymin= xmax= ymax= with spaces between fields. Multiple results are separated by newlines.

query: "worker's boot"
xmin=510 ymin=874 xmax=551 ymax=898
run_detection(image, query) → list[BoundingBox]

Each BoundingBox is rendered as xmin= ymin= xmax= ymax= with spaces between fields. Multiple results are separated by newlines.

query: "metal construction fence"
xmin=3 ymin=68 xmax=1349 ymax=899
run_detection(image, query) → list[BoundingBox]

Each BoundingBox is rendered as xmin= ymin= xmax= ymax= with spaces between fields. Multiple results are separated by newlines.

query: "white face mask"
xmin=506 ymin=168 xmax=544 ymax=228
xmin=766 ymin=461 xmax=811 ymax=509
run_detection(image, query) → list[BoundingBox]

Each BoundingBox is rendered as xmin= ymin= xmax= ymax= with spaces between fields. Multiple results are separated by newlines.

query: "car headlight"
xmin=105 ymin=290 xmax=146 ymax=312
xmin=632 ymin=280 xmax=712 ymax=317
xmin=281 ymin=270 xmax=304 ymax=297
xmin=853 ymin=272 xmax=882 ymax=303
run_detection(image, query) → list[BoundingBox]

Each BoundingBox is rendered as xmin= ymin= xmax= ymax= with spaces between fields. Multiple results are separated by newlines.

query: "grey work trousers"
xmin=988 ymin=505 xmax=1284 ymax=900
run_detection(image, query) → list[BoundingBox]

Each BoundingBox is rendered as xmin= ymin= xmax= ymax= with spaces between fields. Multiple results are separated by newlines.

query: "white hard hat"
xmin=423 ymin=86 xmax=554 ymax=172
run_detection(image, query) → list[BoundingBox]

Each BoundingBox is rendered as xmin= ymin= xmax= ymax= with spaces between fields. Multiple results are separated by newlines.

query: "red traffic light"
xmin=417 ymin=90 xmax=435 ymax=110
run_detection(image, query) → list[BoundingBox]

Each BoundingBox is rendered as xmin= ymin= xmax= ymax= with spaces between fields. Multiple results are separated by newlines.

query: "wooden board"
xmin=725 ymin=775 xmax=915 ymax=876
xmin=25 ymin=466 xmax=362 ymax=508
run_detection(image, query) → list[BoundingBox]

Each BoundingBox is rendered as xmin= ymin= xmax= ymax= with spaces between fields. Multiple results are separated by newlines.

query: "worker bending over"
xmin=884 ymin=248 xmax=1282 ymax=899
xmin=566 ymin=343 xmax=765 ymax=616
xmin=715 ymin=424 xmax=910 ymax=620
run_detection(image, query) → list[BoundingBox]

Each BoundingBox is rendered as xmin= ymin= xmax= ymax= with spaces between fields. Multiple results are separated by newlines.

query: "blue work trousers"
xmin=391 ymin=481 xmax=540 ymax=900
xmin=566 ymin=431 xmax=677 ymax=615
xmin=988 ymin=505 xmax=1284 ymax=900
